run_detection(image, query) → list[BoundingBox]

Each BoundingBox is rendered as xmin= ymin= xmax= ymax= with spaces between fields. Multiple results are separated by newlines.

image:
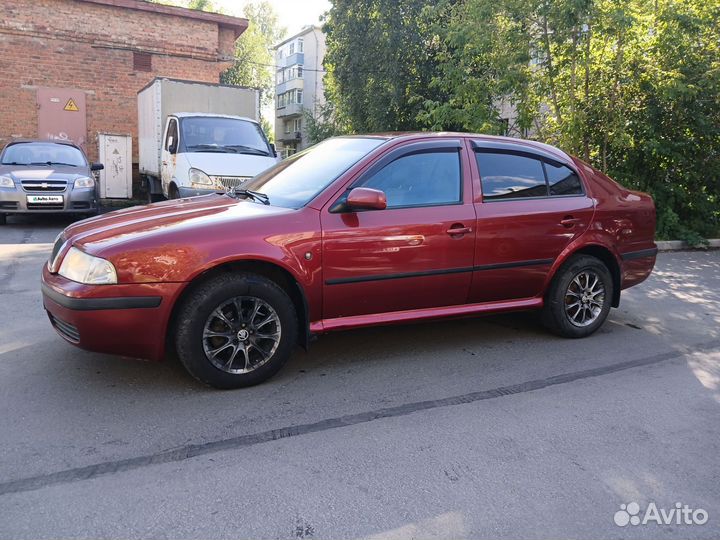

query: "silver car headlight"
xmin=74 ymin=176 xmax=95 ymax=189
xmin=59 ymin=247 xmax=117 ymax=285
xmin=189 ymin=168 xmax=212 ymax=188
xmin=0 ymin=175 xmax=14 ymax=188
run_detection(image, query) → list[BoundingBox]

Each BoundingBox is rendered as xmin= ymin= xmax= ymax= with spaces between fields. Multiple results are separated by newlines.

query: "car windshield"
xmin=241 ymin=137 xmax=387 ymax=208
xmin=181 ymin=117 xmax=271 ymax=155
xmin=1 ymin=142 xmax=86 ymax=166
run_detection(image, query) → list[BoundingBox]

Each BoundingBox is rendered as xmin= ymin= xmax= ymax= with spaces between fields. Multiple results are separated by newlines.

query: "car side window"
xmin=476 ymin=152 xmax=547 ymax=200
xmin=546 ymin=162 xmax=583 ymax=195
xmin=359 ymin=150 xmax=462 ymax=208
xmin=165 ymin=119 xmax=178 ymax=153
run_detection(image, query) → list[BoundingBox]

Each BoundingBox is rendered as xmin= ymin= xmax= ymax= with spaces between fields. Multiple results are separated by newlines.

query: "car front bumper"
xmin=0 ymin=186 xmax=97 ymax=214
xmin=41 ymin=265 xmax=184 ymax=361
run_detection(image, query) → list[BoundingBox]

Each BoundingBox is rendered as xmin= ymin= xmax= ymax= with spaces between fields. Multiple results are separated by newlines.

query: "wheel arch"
xmin=166 ymin=258 xmax=311 ymax=356
xmin=549 ymin=244 xmax=622 ymax=308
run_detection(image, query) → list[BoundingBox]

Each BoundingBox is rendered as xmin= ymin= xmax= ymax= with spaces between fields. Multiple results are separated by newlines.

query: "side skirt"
xmin=310 ymin=297 xmax=544 ymax=334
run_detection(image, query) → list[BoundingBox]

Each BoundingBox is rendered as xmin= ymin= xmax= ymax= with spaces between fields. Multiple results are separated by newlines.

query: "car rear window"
xmin=476 ymin=152 xmax=547 ymax=200
xmin=545 ymin=162 xmax=583 ymax=196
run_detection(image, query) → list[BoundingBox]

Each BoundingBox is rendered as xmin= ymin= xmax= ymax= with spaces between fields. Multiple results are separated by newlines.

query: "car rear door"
xmin=469 ymin=140 xmax=595 ymax=303
xmin=321 ymin=139 xmax=476 ymax=319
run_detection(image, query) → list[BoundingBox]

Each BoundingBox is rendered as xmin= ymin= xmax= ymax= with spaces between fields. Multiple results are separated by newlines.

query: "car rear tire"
xmin=174 ymin=272 xmax=298 ymax=389
xmin=541 ymin=254 xmax=613 ymax=338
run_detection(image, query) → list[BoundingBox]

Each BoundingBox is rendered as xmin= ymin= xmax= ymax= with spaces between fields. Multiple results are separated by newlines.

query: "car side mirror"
xmin=90 ymin=162 xmax=104 ymax=171
xmin=346 ymin=187 xmax=387 ymax=211
xmin=270 ymin=143 xmax=277 ymax=157
xmin=167 ymin=136 xmax=177 ymax=154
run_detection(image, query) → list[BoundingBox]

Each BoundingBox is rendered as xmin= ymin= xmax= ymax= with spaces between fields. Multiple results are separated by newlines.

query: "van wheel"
xmin=541 ymin=255 xmax=613 ymax=338
xmin=174 ymin=273 xmax=298 ymax=389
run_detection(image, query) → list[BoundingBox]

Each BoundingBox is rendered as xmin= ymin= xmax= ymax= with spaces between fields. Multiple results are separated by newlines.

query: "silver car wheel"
xmin=564 ymin=270 xmax=605 ymax=327
xmin=202 ymin=296 xmax=281 ymax=374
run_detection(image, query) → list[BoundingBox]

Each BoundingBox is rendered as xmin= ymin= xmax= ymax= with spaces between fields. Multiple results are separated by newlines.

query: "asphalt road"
xmin=0 ymin=214 xmax=719 ymax=539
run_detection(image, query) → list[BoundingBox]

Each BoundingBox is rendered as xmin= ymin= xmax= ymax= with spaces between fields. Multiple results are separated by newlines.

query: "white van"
xmin=159 ymin=113 xmax=278 ymax=199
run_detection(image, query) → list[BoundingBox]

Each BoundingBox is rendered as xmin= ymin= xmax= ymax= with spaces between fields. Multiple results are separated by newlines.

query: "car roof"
xmin=4 ymin=139 xmax=83 ymax=148
xmin=2 ymin=139 xmax=87 ymax=155
xmin=172 ymin=112 xmax=259 ymax=123
xmin=343 ymin=132 xmax=573 ymax=163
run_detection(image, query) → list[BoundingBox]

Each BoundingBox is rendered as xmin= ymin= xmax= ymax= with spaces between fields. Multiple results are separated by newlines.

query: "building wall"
xmin=273 ymin=27 xmax=326 ymax=156
xmin=0 ymin=0 xmax=239 ymax=169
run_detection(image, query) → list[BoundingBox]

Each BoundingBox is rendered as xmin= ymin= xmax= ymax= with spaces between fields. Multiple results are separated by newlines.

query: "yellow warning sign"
xmin=63 ymin=98 xmax=79 ymax=112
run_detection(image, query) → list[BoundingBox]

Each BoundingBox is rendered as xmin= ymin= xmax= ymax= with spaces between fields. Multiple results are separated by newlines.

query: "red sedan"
xmin=42 ymin=133 xmax=657 ymax=388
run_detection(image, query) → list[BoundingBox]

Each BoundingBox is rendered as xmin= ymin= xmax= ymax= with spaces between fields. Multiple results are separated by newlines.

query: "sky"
xmin=214 ymin=0 xmax=332 ymax=38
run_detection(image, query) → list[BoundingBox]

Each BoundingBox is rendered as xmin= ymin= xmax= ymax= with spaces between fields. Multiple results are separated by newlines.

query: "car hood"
xmin=64 ymin=194 xmax=295 ymax=253
xmin=0 ymin=164 xmax=91 ymax=181
xmin=184 ymin=152 xmax=278 ymax=177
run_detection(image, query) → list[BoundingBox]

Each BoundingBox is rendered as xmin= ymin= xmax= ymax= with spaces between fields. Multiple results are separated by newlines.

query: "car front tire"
xmin=541 ymin=254 xmax=614 ymax=338
xmin=174 ymin=272 xmax=298 ymax=389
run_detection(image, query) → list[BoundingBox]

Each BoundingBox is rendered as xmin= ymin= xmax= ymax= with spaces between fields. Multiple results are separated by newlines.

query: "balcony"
xmin=276 ymin=102 xmax=303 ymax=118
xmin=279 ymin=52 xmax=304 ymax=68
xmin=275 ymin=77 xmax=304 ymax=95
xmin=276 ymin=131 xmax=302 ymax=143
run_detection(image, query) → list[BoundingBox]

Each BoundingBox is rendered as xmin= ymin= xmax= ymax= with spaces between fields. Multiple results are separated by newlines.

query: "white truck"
xmin=138 ymin=78 xmax=278 ymax=201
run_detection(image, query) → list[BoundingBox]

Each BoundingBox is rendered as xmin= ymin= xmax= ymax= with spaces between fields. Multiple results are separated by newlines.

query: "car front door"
xmin=468 ymin=140 xmax=595 ymax=303
xmin=160 ymin=118 xmax=178 ymax=197
xmin=321 ymin=139 xmax=476 ymax=320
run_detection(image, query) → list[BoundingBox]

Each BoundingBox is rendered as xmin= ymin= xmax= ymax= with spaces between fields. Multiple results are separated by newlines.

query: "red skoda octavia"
xmin=42 ymin=133 xmax=657 ymax=388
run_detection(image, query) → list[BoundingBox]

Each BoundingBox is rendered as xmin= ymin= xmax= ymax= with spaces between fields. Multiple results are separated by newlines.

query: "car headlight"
xmin=189 ymin=168 xmax=212 ymax=188
xmin=0 ymin=175 xmax=14 ymax=188
xmin=58 ymin=247 xmax=117 ymax=285
xmin=74 ymin=176 xmax=95 ymax=189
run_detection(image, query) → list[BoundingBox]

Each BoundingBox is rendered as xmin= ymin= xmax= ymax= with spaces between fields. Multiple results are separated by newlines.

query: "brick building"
xmin=0 ymin=0 xmax=247 ymax=190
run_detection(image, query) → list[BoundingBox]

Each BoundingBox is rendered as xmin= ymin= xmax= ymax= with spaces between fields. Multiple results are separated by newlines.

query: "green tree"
xmin=221 ymin=1 xmax=286 ymax=110
xmin=323 ymin=0 xmax=451 ymax=133
xmin=422 ymin=0 xmax=719 ymax=240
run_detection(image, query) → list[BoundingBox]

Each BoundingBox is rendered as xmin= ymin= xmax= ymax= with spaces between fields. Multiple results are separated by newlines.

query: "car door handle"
xmin=560 ymin=216 xmax=581 ymax=228
xmin=446 ymin=226 xmax=472 ymax=236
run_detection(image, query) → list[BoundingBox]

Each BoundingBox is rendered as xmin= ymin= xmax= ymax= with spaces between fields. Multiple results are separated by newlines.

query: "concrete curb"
xmin=656 ymin=239 xmax=720 ymax=251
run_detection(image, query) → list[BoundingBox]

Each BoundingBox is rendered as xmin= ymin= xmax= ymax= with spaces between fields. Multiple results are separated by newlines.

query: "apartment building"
xmin=274 ymin=26 xmax=326 ymax=157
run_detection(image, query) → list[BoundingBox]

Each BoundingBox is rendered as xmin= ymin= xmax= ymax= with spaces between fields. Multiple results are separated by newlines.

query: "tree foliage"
xmin=322 ymin=0 xmax=451 ymax=133
xmin=323 ymin=0 xmax=719 ymax=240
xmin=221 ymin=1 xmax=286 ymax=110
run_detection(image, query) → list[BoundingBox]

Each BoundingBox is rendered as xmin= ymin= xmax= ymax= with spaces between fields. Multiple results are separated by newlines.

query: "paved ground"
xmin=0 ymin=214 xmax=719 ymax=539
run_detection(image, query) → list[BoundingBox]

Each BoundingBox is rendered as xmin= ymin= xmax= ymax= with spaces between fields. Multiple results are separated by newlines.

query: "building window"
xmin=298 ymin=38 xmax=304 ymax=53
xmin=289 ymin=42 xmax=295 ymax=55
xmin=133 ymin=52 xmax=152 ymax=72
xmin=284 ymin=121 xmax=291 ymax=134
xmin=296 ymin=90 xmax=303 ymax=104
xmin=293 ymin=118 xmax=302 ymax=132
xmin=297 ymin=66 xmax=303 ymax=78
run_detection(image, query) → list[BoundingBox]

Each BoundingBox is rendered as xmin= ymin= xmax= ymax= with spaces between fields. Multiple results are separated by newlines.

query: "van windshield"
xmin=180 ymin=117 xmax=272 ymax=156
xmin=240 ymin=137 xmax=386 ymax=208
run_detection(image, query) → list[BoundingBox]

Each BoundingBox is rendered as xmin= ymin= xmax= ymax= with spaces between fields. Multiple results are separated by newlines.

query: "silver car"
xmin=0 ymin=140 xmax=103 ymax=225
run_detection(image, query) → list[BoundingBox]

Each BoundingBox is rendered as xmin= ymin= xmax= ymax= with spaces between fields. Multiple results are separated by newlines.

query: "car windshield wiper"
xmin=228 ymin=187 xmax=270 ymax=205
xmin=187 ymin=144 xmax=237 ymax=153
xmin=29 ymin=161 xmax=78 ymax=167
xmin=222 ymin=145 xmax=270 ymax=156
